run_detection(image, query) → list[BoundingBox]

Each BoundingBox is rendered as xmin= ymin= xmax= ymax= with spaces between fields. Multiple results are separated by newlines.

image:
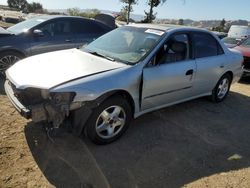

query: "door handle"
xmin=65 ymin=39 xmax=72 ymax=42
xmin=186 ymin=69 xmax=194 ymax=75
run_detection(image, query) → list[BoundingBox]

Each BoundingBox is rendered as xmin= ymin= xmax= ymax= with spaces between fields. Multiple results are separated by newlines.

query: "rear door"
xmin=72 ymin=19 xmax=111 ymax=48
xmin=141 ymin=33 xmax=196 ymax=110
xmin=191 ymin=32 xmax=226 ymax=95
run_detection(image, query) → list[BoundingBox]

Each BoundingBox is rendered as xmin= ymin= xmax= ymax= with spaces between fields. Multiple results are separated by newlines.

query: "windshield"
xmin=240 ymin=37 xmax=250 ymax=47
xmin=84 ymin=26 xmax=164 ymax=64
xmin=7 ymin=17 xmax=47 ymax=34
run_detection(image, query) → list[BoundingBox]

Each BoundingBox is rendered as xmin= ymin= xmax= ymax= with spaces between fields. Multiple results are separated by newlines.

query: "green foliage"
xmin=7 ymin=0 xmax=28 ymax=11
xmin=220 ymin=18 xmax=226 ymax=27
xmin=67 ymin=8 xmax=101 ymax=18
xmin=212 ymin=19 xmax=227 ymax=32
xmin=178 ymin=19 xmax=184 ymax=25
xmin=143 ymin=0 xmax=167 ymax=23
xmin=7 ymin=0 xmax=45 ymax=13
xmin=27 ymin=2 xmax=44 ymax=13
xmin=67 ymin=8 xmax=81 ymax=16
xmin=120 ymin=0 xmax=137 ymax=24
xmin=117 ymin=8 xmax=127 ymax=22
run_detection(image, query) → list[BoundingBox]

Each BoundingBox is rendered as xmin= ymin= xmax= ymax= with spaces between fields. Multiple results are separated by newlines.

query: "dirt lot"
xmin=0 ymin=77 xmax=250 ymax=188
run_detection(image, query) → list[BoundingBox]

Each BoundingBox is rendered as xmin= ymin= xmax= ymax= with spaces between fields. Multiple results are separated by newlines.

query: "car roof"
xmin=126 ymin=23 xmax=210 ymax=34
xmin=28 ymin=15 xmax=93 ymax=22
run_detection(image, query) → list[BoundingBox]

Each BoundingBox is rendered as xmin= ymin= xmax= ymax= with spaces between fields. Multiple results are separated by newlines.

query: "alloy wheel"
xmin=95 ymin=105 xmax=126 ymax=139
xmin=217 ymin=78 xmax=229 ymax=99
xmin=0 ymin=55 xmax=20 ymax=74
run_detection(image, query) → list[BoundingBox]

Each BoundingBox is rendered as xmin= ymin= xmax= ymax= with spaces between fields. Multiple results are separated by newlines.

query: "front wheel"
xmin=0 ymin=51 xmax=23 ymax=78
xmin=86 ymin=96 xmax=132 ymax=145
xmin=211 ymin=74 xmax=232 ymax=102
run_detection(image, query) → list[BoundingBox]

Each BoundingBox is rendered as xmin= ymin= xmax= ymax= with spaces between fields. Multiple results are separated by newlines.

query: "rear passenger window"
xmin=193 ymin=33 xmax=224 ymax=58
xmin=72 ymin=19 xmax=108 ymax=34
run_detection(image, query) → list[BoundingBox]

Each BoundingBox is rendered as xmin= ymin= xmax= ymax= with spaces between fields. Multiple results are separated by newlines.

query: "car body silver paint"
xmin=6 ymin=25 xmax=243 ymax=119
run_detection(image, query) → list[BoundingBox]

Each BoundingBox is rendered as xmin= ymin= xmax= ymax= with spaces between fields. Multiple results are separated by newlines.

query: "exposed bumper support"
xmin=4 ymin=81 xmax=31 ymax=119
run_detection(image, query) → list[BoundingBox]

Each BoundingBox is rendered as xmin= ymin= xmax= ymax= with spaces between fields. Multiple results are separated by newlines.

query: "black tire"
xmin=86 ymin=95 xmax=132 ymax=145
xmin=0 ymin=51 xmax=24 ymax=78
xmin=211 ymin=73 xmax=232 ymax=103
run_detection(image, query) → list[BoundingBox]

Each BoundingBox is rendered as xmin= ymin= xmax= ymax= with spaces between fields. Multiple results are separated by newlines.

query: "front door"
xmin=141 ymin=33 xmax=196 ymax=110
xmin=30 ymin=19 xmax=76 ymax=55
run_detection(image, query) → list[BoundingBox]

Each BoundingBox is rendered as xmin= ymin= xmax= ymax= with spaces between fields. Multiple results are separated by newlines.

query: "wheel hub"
xmin=95 ymin=105 xmax=126 ymax=139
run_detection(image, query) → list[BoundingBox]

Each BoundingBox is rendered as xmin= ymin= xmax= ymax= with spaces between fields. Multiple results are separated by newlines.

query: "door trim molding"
xmin=144 ymin=86 xmax=192 ymax=99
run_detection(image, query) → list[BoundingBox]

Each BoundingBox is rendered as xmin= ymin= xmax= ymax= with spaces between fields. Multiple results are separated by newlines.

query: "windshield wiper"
xmin=89 ymin=51 xmax=115 ymax=61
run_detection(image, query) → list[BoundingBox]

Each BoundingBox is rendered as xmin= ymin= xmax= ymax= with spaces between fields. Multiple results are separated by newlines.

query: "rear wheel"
xmin=86 ymin=96 xmax=132 ymax=145
xmin=211 ymin=74 xmax=232 ymax=102
xmin=0 ymin=51 xmax=23 ymax=78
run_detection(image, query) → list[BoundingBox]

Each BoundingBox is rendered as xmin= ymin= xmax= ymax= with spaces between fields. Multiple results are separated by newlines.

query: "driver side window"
xmin=149 ymin=33 xmax=190 ymax=66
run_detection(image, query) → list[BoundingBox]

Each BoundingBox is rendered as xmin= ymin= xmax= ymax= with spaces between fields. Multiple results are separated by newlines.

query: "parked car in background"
xmin=5 ymin=24 xmax=243 ymax=144
xmin=0 ymin=15 xmax=112 ymax=76
xmin=234 ymin=37 xmax=250 ymax=76
xmin=221 ymin=37 xmax=242 ymax=48
xmin=228 ymin=25 xmax=250 ymax=39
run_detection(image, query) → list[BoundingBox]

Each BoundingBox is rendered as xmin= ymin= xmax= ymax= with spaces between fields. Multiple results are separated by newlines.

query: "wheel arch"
xmin=70 ymin=89 xmax=136 ymax=137
xmin=224 ymin=71 xmax=233 ymax=81
xmin=0 ymin=49 xmax=26 ymax=58
xmin=98 ymin=89 xmax=135 ymax=116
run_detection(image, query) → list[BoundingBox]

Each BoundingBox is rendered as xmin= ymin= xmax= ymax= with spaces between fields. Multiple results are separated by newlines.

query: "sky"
xmin=0 ymin=0 xmax=250 ymax=21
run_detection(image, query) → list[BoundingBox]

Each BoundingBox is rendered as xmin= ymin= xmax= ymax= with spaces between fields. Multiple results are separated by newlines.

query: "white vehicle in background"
xmin=228 ymin=25 xmax=250 ymax=39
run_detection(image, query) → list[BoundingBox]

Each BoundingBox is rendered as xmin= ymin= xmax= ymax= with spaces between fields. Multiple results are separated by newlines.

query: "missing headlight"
xmin=50 ymin=92 xmax=76 ymax=105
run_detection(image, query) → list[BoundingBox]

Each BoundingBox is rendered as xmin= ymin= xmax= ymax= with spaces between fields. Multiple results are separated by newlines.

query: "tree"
xmin=120 ymin=0 xmax=137 ymax=24
xmin=67 ymin=8 xmax=101 ymax=18
xmin=79 ymin=9 xmax=101 ymax=18
xmin=143 ymin=0 xmax=167 ymax=23
xmin=212 ymin=19 xmax=227 ymax=32
xmin=27 ymin=2 xmax=44 ymax=13
xmin=220 ymin=18 xmax=226 ymax=28
xmin=7 ymin=0 xmax=28 ymax=11
xmin=178 ymin=18 xmax=184 ymax=25
xmin=67 ymin=8 xmax=81 ymax=16
xmin=117 ymin=7 xmax=127 ymax=22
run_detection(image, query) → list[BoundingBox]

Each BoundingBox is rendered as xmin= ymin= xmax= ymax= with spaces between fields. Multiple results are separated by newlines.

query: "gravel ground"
xmin=0 ymin=77 xmax=250 ymax=188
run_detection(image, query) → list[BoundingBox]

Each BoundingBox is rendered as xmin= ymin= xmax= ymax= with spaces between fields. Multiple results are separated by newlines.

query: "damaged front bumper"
xmin=4 ymin=80 xmax=82 ymax=128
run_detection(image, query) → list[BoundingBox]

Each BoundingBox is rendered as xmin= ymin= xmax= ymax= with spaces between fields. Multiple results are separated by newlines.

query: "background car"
xmin=221 ymin=36 xmax=242 ymax=48
xmin=228 ymin=25 xmax=250 ymax=39
xmin=0 ymin=15 xmax=113 ymax=76
xmin=5 ymin=25 xmax=243 ymax=144
xmin=234 ymin=37 xmax=250 ymax=76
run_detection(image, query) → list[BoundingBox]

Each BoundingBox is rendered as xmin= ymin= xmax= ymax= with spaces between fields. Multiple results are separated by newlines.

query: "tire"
xmin=211 ymin=73 xmax=232 ymax=103
xmin=0 ymin=51 xmax=23 ymax=78
xmin=86 ymin=95 xmax=132 ymax=145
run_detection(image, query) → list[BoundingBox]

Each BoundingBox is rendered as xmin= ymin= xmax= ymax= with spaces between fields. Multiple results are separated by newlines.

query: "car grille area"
xmin=9 ymin=82 xmax=44 ymax=106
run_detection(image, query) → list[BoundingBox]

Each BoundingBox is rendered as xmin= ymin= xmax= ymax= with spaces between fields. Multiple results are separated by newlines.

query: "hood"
xmin=6 ymin=49 xmax=128 ymax=89
xmin=0 ymin=27 xmax=13 ymax=36
xmin=234 ymin=45 xmax=250 ymax=57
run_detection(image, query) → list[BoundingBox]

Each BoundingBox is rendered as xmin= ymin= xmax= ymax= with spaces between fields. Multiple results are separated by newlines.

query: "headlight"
xmin=50 ymin=92 xmax=76 ymax=104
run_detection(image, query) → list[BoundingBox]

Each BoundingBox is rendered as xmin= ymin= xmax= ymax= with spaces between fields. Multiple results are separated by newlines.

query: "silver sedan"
xmin=5 ymin=24 xmax=243 ymax=144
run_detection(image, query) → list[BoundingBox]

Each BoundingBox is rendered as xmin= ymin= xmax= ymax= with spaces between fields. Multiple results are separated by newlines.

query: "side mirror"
xmin=33 ymin=29 xmax=44 ymax=37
